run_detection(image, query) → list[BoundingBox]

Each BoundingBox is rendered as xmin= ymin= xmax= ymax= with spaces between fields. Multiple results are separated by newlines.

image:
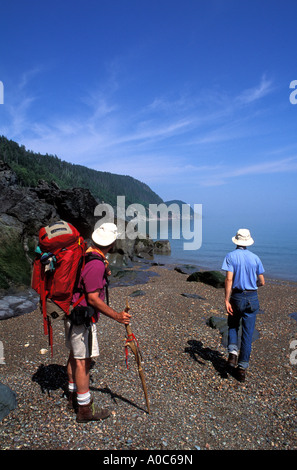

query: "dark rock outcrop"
xmin=187 ymin=270 xmax=225 ymax=288
xmin=0 ymin=382 xmax=17 ymax=421
xmin=0 ymin=161 xmax=170 ymax=291
xmin=153 ymin=240 xmax=171 ymax=254
xmin=0 ymin=162 xmax=100 ymax=289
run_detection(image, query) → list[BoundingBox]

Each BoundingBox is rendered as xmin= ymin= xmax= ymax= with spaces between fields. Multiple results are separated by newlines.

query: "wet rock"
xmin=174 ymin=265 xmax=197 ymax=275
xmin=107 ymin=252 xmax=133 ymax=269
xmin=110 ymin=267 xmax=158 ymax=287
xmin=133 ymin=235 xmax=154 ymax=259
xmin=153 ymin=240 xmax=171 ymax=254
xmin=0 ymin=289 xmax=39 ymax=320
xmin=129 ymin=290 xmax=146 ymax=297
xmin=187 ymin=271 xmax=225 ymax=288
xmin=181 ymin=293 xmax=206 ymax=300
xmin=0 ymin=382 xmax=17 ymax=421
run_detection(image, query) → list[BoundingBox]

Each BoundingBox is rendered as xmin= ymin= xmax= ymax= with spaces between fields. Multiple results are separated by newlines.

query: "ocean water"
xmin=151 ymin=221 xmax=297 ymax=283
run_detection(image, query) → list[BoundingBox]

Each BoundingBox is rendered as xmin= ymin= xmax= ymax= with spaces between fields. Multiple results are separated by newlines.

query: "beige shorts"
xmin=42 ymin=299 xmax=99 ymax=359
xmin=64 ymin=318 xmax=99 ymax=359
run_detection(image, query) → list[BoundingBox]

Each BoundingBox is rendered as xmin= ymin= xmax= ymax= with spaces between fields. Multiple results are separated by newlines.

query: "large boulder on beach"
xmin=153 ymin=240 xmax=171 ymax=254
xmin=0 ymin=382 xmax=17 ymax=421
xmin=133 ymin=234 xmax=154 ymax=259
xmin=187 ymin=270 xmax=225 ymax=288
xmin=0 ymin=289 xmax=39 ymax=320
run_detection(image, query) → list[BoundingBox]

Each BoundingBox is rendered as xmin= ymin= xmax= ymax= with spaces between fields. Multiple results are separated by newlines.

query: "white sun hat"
xmin=92 ymin=223 xmax=118 ymax=247
xmin=232 ymin=228 xmax=254 ymax=246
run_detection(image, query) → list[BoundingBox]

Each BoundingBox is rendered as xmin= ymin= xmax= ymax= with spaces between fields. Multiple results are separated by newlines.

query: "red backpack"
xmin=31 ymin=221 xmax=86 ymax=355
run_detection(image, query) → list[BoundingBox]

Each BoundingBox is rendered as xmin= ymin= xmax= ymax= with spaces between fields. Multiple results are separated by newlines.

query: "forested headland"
xmin=0 ymin=136 xmax=163 ymax=208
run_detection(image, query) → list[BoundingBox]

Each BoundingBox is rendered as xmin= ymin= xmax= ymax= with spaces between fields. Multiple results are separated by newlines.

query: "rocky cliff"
xmin=0 ymin=161 xmax=170 ymax=291
xmin=0 ymin=160 xmax=99 ymax=290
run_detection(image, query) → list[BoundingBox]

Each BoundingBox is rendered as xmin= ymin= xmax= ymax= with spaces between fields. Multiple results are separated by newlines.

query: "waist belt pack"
xmin=67 ymin=305 xmax=95 ymax=358
xmin=68 ymin=305 xmax=95 ymax=327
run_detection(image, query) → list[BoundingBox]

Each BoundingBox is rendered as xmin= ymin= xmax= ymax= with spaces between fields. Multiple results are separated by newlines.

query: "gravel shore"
xmin=0 ymin=263 xmax=297 ymax=452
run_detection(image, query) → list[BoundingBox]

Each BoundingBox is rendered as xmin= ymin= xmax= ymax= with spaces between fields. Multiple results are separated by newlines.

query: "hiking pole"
xmin=124 ymin=299 xmax=150 ymax=414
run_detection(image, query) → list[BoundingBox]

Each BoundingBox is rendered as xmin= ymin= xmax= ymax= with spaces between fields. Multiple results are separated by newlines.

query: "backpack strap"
xmin=73 ymin=250 xmax=110 ymax=307
xmin=39 ymin=265 xmax=53 ymax=356
xmin=84 ymin=251 xmax=110 ymax=306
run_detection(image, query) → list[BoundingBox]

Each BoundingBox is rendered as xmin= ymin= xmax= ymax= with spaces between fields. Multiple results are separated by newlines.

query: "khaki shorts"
xmin=42 ymin=299 xmax=99 ymax=359
xmin=64 ymin=318 xmax=99 ymax=359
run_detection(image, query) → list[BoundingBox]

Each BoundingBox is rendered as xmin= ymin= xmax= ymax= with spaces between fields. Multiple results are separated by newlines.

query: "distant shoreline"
xmin=149 ymin=255 xmax=297 ymax=285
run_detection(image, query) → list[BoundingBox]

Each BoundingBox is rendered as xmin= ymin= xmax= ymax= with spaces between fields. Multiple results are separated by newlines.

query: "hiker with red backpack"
xmin=32 ymin=221 xmax=131 ymax=423
xmin=65 ymin=223 xmax=131 ymax=422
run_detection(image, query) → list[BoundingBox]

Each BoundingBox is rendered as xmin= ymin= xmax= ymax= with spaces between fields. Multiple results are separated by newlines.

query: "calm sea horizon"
xmin=151 ymin=220 xmax=297 ymax=283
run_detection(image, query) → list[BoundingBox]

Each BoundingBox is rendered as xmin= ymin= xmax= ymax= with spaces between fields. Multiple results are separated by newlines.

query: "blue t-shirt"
xmin=221 ymin=248 xmax=264 ymax=290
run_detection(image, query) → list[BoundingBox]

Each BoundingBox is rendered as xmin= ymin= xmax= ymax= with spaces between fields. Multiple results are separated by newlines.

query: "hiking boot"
xmin=76 ymin=399 xmax=110 ymax=423
xmin=67 ymin=391 xmax=78 ymax=412
xmin=235 ymin=367 xmax=246 ymax=382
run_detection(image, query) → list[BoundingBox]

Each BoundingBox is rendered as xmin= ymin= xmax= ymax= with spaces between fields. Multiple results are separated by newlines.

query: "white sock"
xmin=77 ymin=390 xmax=91 ymax=406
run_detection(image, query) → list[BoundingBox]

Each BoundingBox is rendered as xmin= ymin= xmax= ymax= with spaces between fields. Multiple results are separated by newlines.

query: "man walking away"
xmin=222 ymin=229 xmax=265 ymax=382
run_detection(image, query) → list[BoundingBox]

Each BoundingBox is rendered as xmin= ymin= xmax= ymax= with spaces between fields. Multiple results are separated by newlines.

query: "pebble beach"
xmin=0 ymin=262 xmax=297 ymax=453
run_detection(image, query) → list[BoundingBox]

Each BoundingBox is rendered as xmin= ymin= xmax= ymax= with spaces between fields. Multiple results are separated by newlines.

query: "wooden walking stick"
xmin=124 ymin=299 xmax=150 ymax=414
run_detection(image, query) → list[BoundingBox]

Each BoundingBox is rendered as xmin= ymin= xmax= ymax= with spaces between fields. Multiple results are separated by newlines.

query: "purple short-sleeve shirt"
xmin=72 ymin=259 xmax=106 ymax=321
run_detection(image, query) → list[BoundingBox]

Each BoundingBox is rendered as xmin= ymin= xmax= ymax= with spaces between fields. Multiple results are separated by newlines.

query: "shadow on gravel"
xmin=32 ymin=361 xmax=96 ymax=396
xmin=32 ymin=363 xmax=149 ymax=413
xmin=32 ymin=363 xmax=68 ymax=396
xmin=91 ymin=383 xmax=148 ymax=414
xmin=185 ymin=339 xmax=228 ymax=379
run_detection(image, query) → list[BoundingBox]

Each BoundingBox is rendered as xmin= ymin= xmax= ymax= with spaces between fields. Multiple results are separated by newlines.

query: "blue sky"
xmin=1 ymin=0 xmax=297 ymax=240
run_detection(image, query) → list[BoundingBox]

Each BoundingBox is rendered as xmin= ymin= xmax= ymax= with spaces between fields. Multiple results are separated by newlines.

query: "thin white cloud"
xmin=228 ymin=157 xmax=297 ymax=177
xmin=6 ymin=96 xmax=37 ymax=138
xmin=18 ymin=67 xmax=44 ymax=92
xmin=198 ymin=156 xmax=297 ymax=187
xmin=2 ymin=69 xmax=295 ymax=198
xmin=236 ymin=75 xmax=274 ymax=105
